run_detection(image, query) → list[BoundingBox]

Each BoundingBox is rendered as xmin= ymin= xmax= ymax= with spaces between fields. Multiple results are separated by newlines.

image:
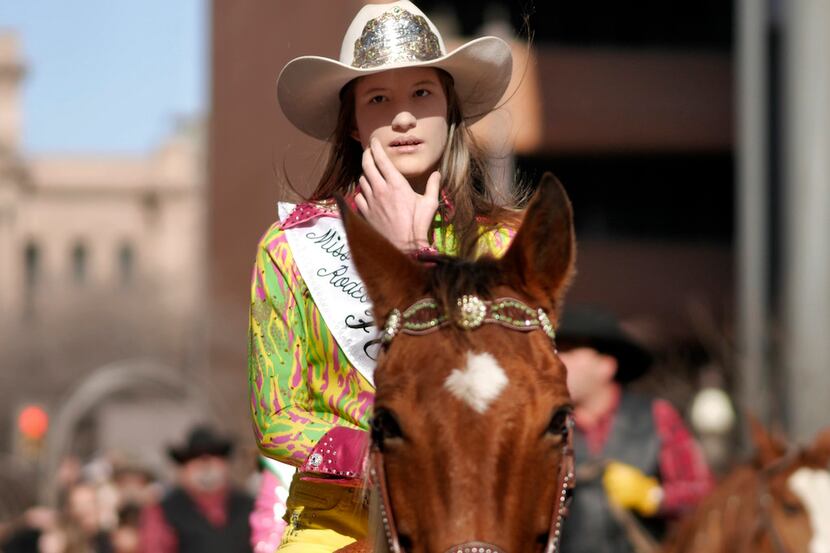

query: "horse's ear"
xmin=748 ymin=414 xmax=788 ymax=466
xmin=336 ymin=196 xmax=427 ymax=323
xmin=500 ymin=172 xmax=575 ymax=312
xmin=809 ymin=427 xmax=830 ymax=467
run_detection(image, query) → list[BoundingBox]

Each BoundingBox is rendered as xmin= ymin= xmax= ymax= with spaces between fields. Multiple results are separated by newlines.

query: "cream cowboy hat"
xmin=277 ymin=1 xmax=513 ymax=140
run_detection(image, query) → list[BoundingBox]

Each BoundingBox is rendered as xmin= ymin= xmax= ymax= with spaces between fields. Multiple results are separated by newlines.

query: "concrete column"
xmin=0 ymin=33 xmax=25 ymax=320
xmin=783 ymin=0 xmax=830 ymax=441
xmin=736 ymin=0 xmax=770 ymax=426
xmin=0 ymin=179 xmax=17 ymax=319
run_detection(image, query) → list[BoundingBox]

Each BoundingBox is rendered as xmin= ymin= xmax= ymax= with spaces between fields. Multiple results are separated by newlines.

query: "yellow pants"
xmin=277 ymin=474 xmax=368 ymax=553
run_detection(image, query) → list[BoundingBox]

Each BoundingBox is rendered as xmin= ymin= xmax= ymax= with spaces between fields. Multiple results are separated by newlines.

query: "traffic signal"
xmin=17 ymin=404 xmax=49 ymax=459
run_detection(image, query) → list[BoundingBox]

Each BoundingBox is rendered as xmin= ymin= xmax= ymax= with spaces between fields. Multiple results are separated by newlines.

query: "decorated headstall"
xmin=381 ymin=294 xmax=557 ymax=345
xmin=370 ymin=293 xmax=575 ymax=553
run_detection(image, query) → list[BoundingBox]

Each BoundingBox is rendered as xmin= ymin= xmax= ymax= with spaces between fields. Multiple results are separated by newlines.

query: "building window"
xmin=71 ymin=242 xmax=88 ymax=284
xmin=24 ymin=242 xmax=39 ymax=289
xmin=118 ymin=242 xmax=135 ymax=285
xmin=23 ymin=241 xmax=40 ymax=318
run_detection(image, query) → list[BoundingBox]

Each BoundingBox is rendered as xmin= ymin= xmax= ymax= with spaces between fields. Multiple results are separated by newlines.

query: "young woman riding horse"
xmin=248 ymin=2 xmax=537 ymax=551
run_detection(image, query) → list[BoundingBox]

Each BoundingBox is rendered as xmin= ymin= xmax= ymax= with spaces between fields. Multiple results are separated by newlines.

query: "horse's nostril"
xmin=398 ymin=533 xmax=413 ymax=552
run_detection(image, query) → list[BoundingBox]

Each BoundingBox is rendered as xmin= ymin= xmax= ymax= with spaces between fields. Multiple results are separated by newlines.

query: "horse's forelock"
xmin=426 ymin=255 xmax=501 ymax=320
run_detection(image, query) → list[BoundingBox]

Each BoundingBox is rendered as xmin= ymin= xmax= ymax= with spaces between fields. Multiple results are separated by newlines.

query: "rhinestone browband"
xmin=381 ymin=294 xmax=556 ymax=345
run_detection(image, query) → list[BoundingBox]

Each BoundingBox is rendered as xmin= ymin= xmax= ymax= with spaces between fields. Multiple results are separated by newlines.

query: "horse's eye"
xmin=371 ymin=408 xmax=403 ymax=450
xmin=781 ymin=499 xmax=804 ymax=516
xmin=547 ymin=406 xmax=573 ymax=439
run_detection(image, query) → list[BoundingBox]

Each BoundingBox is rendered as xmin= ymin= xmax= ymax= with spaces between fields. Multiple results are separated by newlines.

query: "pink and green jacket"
xmin=248 ymin=201 xmax=515 ymax=482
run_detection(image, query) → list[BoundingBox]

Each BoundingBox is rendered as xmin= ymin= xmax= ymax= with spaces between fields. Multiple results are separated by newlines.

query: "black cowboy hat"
xmin=167 ymin=425 xmax=233 ymax=465
xmin=556 ymin=306 xmax=653 ymax=383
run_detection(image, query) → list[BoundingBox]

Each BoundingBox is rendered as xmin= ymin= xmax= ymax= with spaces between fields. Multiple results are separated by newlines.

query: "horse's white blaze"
xmin=788 ymin=467 xmax=830 ymax=553
xmin=444 ymin=351 xmax=508 ymax=414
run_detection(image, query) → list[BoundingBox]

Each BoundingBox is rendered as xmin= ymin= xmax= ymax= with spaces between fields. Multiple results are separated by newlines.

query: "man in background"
xmin=557 ymin=307 xmax=713 ymax=553
xmin=139 ymin=425 xmax=253 ymax=553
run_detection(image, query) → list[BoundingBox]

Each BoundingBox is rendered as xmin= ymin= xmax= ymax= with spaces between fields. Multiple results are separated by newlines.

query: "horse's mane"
xmin=424 ymin=254 xmax=502 ymax=319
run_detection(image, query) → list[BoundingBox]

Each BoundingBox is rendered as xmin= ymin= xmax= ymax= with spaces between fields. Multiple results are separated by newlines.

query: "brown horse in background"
xmin=663 ymin=420 xmax=830 ymax=553
xmin=336 ymin=174 xmax=576 ymax=552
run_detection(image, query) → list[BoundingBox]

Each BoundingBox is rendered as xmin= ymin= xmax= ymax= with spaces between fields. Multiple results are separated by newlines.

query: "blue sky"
xmin=0 ymin=0 xmax=206 ymax=154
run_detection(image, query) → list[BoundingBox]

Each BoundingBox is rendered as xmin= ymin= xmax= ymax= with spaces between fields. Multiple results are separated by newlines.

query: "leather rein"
xmin=755 ymin=449 xmax=802 ymax=553
xmin=369 ymin=294 xmax=576 ymax=553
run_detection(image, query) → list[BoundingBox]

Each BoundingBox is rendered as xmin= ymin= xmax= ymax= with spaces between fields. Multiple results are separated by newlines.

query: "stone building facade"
xmin=0 ymin=32 xmax=207 ymax=467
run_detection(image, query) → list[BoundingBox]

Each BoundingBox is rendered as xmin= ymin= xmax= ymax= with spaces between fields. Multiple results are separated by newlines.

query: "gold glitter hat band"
xmin=277 ymin=1 xmax=513 ymax=140
xmin=351 ymin=5 xmax=443 ymax=69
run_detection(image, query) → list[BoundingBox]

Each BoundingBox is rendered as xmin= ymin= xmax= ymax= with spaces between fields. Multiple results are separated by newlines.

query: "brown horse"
xmin=664 ymin=420 xmax=830 ymax=553
xmin=335 ymin=174 xmax=576 ymax=553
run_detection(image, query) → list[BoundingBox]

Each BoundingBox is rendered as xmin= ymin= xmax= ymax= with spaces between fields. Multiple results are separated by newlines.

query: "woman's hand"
xmin=354 ymin=137 xmax=440 ymax=252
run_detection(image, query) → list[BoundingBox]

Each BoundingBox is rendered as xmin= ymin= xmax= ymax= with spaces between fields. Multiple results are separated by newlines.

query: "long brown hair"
xmin=309 ymin=69 xmax=521 ymax=260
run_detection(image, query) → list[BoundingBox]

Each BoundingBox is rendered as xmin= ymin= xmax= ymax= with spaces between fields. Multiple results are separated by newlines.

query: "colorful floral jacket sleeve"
xmin=248 ymin=205 xmax=515 ymax=476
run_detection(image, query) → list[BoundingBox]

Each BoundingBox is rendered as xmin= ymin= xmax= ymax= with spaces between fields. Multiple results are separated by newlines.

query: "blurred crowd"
xmin=1 ymin=454 xmax=161 ymax=553
xmin=0 ymin=426 xmax=291 ymax=553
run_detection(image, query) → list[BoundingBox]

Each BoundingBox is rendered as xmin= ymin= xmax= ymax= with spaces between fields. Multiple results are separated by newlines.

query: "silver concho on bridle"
xmin=352 ymin=6 xmax=443 ymax=69
xmin=381 ymin=294 xmax=558 ymax=345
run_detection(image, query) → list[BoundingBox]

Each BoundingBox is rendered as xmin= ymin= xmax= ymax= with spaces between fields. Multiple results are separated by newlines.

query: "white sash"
xmin=278 ymin=202 xmax=380 ymax=386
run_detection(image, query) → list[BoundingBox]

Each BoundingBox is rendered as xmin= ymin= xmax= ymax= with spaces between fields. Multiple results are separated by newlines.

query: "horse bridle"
xmin=369 ymin=294 xmax=576 ymax=553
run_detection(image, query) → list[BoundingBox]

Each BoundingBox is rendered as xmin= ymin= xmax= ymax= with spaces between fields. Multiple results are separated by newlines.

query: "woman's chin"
xmin=392 ymin=162 xmax=423 ymax=176
xmin=396 ymin=162 xmax=436 ymax=183
xmin=387 ymin=153 xmax=430 ymax=175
